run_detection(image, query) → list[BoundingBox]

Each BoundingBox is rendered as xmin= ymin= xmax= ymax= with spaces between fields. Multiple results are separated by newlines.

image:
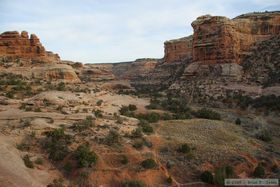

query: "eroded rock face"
xmin=0 ymin=31 xmax=60 ymax=63
xmin=164 ymin=35 xmax=193 ymax=63
xmin=191 ymin=12 xmax=280 ymax=64
xmin=0 ymin=31 xmax=80 ymax=83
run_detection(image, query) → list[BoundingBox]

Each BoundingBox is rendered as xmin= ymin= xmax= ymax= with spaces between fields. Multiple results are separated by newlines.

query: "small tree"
xmin=235 ymin=118 xmax=241 ymax=125
xmin=200 ymin=171 xmax=213 ymax=184
xmin=177 ymin=143 xmax=191 ymax=153
xmin=141 ymin=158 xmax=157 ymax=169
xmin=75 ymin=144 xmax=98 ymax=168
xmin=253 ymin=164 xmax=265 ymax=177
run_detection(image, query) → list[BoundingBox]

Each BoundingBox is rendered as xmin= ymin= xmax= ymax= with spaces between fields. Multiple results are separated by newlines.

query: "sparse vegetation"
xmin=253 ymin=164 xmax=265 ymax=177
xmin=177 ymin=143 xmax=191 ymax=153
xmin=34 ymin=157 xmax=44 ymax=165
xmin=23 ymin=155 xmax=34 ymax=168
xmin=75 ymin=144 xmax=98 ymax=168
xmin=122 ymin=180 xmax=147 ymax=187
xmin=71 ymin=116 xmax=94 ymax=132
xmin=193 ymin=108 xmax=221 ymax=120
xmin=256 ymin=129 xmax=272 ymax=142
xmin=235 ymin=118 xmax=241 ymax=125
xmin=200 ymin=171 xmax=213 ymax=184
xmin=141 ymin=158 xmax=157 ymax=169
xmin=41 ymin=128 xmax=71 ymax=161
xmin=104 ymin=130 xmax=121 ymax=146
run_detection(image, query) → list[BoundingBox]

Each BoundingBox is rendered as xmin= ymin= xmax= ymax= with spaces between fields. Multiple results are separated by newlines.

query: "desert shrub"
xmin=104 ymin=130 xmax=121 ymax=146
xmin=128 ymin=104 xmax=137 ymax=111
xmin=34 ymin=157 xmax=44 ymax=165
xmin=75 ymin=144 xmax=98 ymax=168
xmin=200 ymin=171 xmax=213 ymax=184
xmin=225 ymin=166 xmax=234 ymax=177
xmin=23 ymin=155 xmax=34 ymax=168
xmin=161 ymin=113 xmax=173 ymax=120
xmin=94 ymin=109 xmax=103 ymax=118
xmin=256 ymin=129 xmax=272 ymax=142
xmin=119 ymin=105 xmax=135 ymax=117
xmin=122 ymin=180 xmax=147 ymax=187
xmin=214 ymin=166 xmax=235 ymax=186
xmin=120 ymin=155 xmax=129 ymax=165
xmin=177 ymin=143 xmax=191 ymax=153
xmin=235 ymin=118 xmax=241 ymax=125
xmin=167 ymin=176 xmax=172 ymax=184
xmin=136 ymin=112 xmax=160 ymax=123
xmin=57 ymin=82 xmax=65 ymax=91
xmin=141 ymin=158 xmax=157 ymax=169
xmin=139 ymin=120 xmax=153 ymax=134
xmin=96 ymin=99 xmax=103 ymax=106
xmin=63 ymin=162 xmax=73 ymax=174
xmin=71 ymin=116 xmax=94 ymax=132
xmin=193 ymin=108 xmax=221 ymax=120
xmin=47 ymin=178 xmax=65 ymax=187
xmin=42 ymin=128 xmax=71 ymax=161
xmin=271 ymin=164 xmax=279 ymax=173
xmin=253 ymin=164 xmax=265 ymax=177
xmin=133 ymin=140 xmax=144 ymax=149
xmin=130 ymin=127 xmax=143 ymax=138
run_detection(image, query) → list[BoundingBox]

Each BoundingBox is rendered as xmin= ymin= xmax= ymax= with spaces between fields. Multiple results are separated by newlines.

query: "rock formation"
xmin=164 ymin=35 xmax=193 ymax=63
xmin=0 ymin=31 xmax=60 ymax=63
xmin=0 ymin=31 xmax=80 ymax=83
xmin=192 ymin=12 xmax=280 ymax=64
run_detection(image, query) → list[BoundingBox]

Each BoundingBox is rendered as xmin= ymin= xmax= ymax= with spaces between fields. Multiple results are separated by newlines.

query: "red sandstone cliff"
xmin=164 ymin=35 xmax=193 ymax=63
xmin=0 ymin=31 xmax=60 ymax=63
xmin=191 ymin=12 xmax=280 ymax=64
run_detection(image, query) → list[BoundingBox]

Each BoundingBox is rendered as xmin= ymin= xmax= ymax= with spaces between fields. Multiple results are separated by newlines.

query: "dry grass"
xmin=158 ymin=119 xmax=257 ymax=162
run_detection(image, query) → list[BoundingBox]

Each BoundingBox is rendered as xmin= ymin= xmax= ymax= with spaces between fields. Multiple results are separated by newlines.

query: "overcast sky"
xmin=0 ymin=0 xmax=279 ymax=63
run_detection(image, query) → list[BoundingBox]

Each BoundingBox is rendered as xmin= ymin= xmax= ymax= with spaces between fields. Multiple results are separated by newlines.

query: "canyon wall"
xmin=163 ymin=35 xmax=193 ymax=63
xmin=192 ymin=12 xmax=280 ymax=64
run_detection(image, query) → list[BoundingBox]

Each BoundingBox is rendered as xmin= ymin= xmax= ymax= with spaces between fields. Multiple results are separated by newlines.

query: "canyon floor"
xmin=0 ymin=79 xmax=279 ymax=187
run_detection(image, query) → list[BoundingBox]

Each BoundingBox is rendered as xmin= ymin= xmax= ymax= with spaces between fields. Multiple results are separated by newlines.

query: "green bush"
xmin=23 ymin=155 xmax=34 ymax=168
xmin=128 ymin=104 xmax=137 ymax=111
xmin=119 ymin=105 xmax=135 ymax=117
xmin=121 ymin=155 xmax=129 ymax=165
xmin=75 ymin=144 xmax=98 ymax=168
xmin=42 ymin=128 xmax=71 ymax=161
xmin=133 ymin=140 xmax=144 ymax=149
xmin=167 ymin=176 xmax=172 ymax=184
xmin=34 ymin=158 xmax=43 ymax=165
xmin=193 ymin=108 xmax=221 ymax=120
xmin=177 ymin=143 xmax=191 ymax=153
xmin=235 ymin=118 xmax=241 ymax=125
xmin=47 ymin=178 xmax=64 ymax=187
xmin=122 ymin=180 xmax=147 ymax=187
xmin=96 ymin=99 xmax=103 ymax=106
xmin=136 ymin=112 xmax=160 ymax=123
xmin=141 ymin=158 xmax=157 ymax=169
xmin=63 ymin=162 xmax=73 ymax=174
xmin=131 ymin=128 xmax=143 ymax=138
xmin=104 ymin=130 xmax=121 ymax=146
xmin=200 ymin=171 xmax=213 ymax=184
xmin=71 ymin=116 xmax=94 ymax=132
xmin=256 ymin=129 xmax=272 ymax=142
xmin=139 ymin=121 xmax=153 ymax=134
xmin=94 ymin=109 xmax=103 ymax=118
xmin=253 ymin=164 xmax=265 ymax=177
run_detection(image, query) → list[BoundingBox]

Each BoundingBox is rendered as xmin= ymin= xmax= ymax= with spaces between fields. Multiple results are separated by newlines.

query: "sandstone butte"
xmin=0 ymin=31 xmax=80 ymax=83
xmin=0 ymin=31 xmax=60 ymax=63
xmin=163 ymin=11 xmax=280 ymax=64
